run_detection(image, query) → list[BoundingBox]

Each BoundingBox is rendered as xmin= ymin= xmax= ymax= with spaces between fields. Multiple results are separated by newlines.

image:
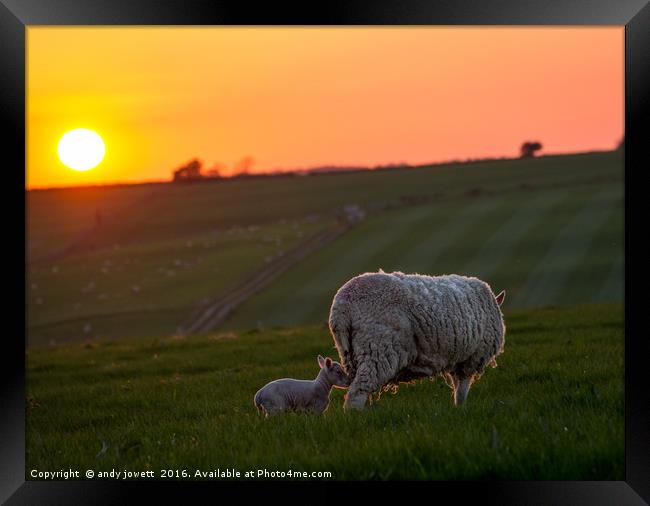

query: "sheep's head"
xmin=318 ymin=355 xmax=350 ymax=388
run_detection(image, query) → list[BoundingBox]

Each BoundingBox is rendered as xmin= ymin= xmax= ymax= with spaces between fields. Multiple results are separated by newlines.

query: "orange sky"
xmin=27 ymin=27 xmax=623 ymax=189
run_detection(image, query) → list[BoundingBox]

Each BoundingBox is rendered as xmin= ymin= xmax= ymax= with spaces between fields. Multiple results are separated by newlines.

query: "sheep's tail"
xmin=328 ymin=300 xmax=355 ymax=377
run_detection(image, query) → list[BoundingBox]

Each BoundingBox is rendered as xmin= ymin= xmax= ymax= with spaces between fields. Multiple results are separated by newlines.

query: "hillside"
xmin=27 ymin=151 xmax=623 ymax=344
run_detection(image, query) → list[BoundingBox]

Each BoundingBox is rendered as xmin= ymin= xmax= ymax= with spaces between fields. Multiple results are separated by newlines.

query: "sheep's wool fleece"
xmin=329 ymin=272 xmax=506 ymax=386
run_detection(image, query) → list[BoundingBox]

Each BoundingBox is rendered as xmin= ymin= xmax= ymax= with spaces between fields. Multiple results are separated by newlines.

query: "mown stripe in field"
xmin=360 ymin=201 xmax=461 ymax=273
xmin=416 ymin=195 xmax=534 ymax=276
xmin=591 ymin=198 xmax=624 ymax=304
xmin=395 ymin=197 xmax=501 ymax=272
xmin=460 ymin=190 xmax=567 ymax=281
xmin=512 ymin=187 xmax=619 ymax=308
xmin=594 ymin=250 xmax=624 ymax=303
xmin=555 ymin=200 xmax=623 ymax=306
xmin=476 ymin=190 xmax=596 ymax=306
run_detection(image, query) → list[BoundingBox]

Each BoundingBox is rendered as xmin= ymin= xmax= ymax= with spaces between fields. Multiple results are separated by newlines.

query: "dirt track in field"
xmin=177 ymin=222 xmax=351 ymax=335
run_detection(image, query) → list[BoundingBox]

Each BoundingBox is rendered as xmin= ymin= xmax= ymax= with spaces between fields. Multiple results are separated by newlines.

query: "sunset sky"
xmin=27 ymin=27 xmax=623 ymax=189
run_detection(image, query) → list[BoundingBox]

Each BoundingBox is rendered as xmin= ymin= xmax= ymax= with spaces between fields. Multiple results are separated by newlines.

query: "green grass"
xmin=27 ymin=150 xmax=623 ymax=343
xmin=225 ymin=182 xmax=623 ymax=330
xmin=27 ymin=184 xmax=157 ymax=262
xmin=26 ymin=303 xmax=624 ymax=480
xmin=28 ymin=151 xmax=621 ymax=256
xmin=27 ymin=218 xmax=327 ymax=345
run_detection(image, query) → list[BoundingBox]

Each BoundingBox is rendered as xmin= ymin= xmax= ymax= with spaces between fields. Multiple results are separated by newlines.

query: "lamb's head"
xmin=317 ymin=355 xmax=350 ymax=388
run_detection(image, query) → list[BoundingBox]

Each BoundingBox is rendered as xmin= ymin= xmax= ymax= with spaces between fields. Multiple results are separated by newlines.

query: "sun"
xmin=57 ymin=128 xmax=106 ymax=171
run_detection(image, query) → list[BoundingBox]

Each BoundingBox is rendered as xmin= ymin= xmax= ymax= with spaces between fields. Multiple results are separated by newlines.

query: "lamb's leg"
xmin=451 ymin=374 xmax=472 ymax=406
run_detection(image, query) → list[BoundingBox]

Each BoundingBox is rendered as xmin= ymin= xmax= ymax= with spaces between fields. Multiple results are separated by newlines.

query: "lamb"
xmin=253 ymin=355 xmax=350 ymax=416
xmin=328 ymin=271 xmax=506 ymax=410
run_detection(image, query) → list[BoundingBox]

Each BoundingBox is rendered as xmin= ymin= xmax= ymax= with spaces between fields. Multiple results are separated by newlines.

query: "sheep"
xmin=253 ymin=355 xmax=350 ymax=416
xmin=328 ymin=271 xmax=506 ymax=410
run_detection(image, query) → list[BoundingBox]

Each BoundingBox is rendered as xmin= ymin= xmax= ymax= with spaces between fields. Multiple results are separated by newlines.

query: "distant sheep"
xmin=328 ymin=271 xmax=506 ymax=410
xmin=253 ymin=355 xmax=350 ymax=416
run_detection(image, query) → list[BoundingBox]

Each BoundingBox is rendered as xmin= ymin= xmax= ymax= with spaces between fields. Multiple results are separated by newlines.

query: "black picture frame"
xmin=3 ymin=0 xmax=648 ymax=503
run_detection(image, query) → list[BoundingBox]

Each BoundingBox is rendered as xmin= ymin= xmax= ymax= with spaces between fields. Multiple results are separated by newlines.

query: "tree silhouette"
xmin=520 ymin=141 xmax=543 ymax=158
xmin=173 ymin=159 xmax=203 ymax=181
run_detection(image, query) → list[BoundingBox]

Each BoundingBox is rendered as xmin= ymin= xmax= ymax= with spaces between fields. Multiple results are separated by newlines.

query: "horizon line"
xmin=25 ymin=147 xmax=619 ymax=192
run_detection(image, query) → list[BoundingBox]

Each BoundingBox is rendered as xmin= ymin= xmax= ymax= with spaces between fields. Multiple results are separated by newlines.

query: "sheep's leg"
xmin=345 ymin=352 xmax=402 ymax=410
xmin=452 ymin=375 xmax=472 ymax=406
xmin=344 ymin=358 xmax=385 ymax=410
xmin=343 ymin=324 xmax=408 ymax=411
xmin=343 ymin=393 xmax=366 ymax=410
xmin=344 ymin=367 xmax=373 ymax=410
xmin=258 ymin=401 xmax=282 ymax=417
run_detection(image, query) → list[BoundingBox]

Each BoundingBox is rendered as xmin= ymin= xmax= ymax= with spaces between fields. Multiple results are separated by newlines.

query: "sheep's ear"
xmin=325 ymin=357 xmax=332 ymax=368
xmin=495 ymin=290 xmax=506 ymax=306
xmin=318 ymin=355 xmax=325 ymax=368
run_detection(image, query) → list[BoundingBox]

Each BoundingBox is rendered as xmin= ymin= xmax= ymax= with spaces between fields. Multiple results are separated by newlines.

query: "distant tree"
xmin=173 ymin=158 xmax=203 ymax=182
xmin=520 ymin=141 xmax=543 ymax=158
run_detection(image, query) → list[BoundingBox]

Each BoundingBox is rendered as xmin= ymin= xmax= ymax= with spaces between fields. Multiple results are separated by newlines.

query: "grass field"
xmin=225 ymin=170 xmax=623 ymax=330
xmin=27 ymin=151 xmax=621 ymax=256
xmin=26 ymin=303 xmax=623 ymax=480
xmin=27 ymin=150 xmax=623 ymax=343
xmin=26 ymin=152 xmax=625 ymax=481
xmin=27 ymin=184 xmax=158 ymax=263
xmin=27 ymin=218 xmax=329 ymax=345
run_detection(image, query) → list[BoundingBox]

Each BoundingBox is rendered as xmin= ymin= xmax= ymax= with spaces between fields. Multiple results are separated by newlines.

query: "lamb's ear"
xmin=325 ymin=357 xmax=332 ymax=368
xmin=495 ymin=290 xmax=506 ymax=306
xmin=318 ymin=355 xmax=325 ymax=368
